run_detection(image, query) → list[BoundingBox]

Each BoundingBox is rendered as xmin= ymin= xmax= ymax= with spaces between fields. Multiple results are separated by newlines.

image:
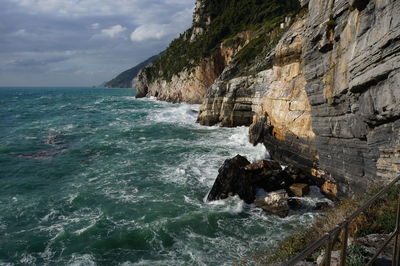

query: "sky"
xmin=0 ymin=0 xmax=194 ymax=87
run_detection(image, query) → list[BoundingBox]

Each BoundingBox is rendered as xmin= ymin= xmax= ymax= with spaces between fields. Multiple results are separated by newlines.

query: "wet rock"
xmin=207 ymin=156 xmax=295 ymax=204
xmin=248 ymin=116 xmax=269 ymax=146
xmin=314 ymin=201 xmax=330 ymax=210
xmin=289 ymin=183 xmax=310 ymax=197
xmin=207 ymin=155 xmax=252 ymax=203
xmin=288 ymin=198 xmax=304 ymax=210
xmin=244 ymin=160 xmax=294 ymax=193
xmin=244 ymin=159 xmax=281 ymax=172
xmin=254 ymin=190 xmax=289 ymax=217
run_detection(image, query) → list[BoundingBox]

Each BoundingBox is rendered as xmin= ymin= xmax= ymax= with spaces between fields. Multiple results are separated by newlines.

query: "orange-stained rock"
xmin=290 ymin=183 xmax=310 ymax=197
xmin=244 ymin=160 xmax=281 ymax=172
xmin=321 ymin=181 xmax=338 ymax=200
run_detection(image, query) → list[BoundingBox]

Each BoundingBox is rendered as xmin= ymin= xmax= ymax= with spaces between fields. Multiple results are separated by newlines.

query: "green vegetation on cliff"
xmin=144 ymin=0 xmax=300 ymax=82
xmin=105 ymin=55 xmax=159 ymax=88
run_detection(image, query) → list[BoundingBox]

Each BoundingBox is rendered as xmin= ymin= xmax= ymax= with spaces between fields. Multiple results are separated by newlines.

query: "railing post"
xmin=283 ymin=176 xmax=400 ymax=266
xmin=340 ymin=220 xmax=349 ymax=266
xmin=325 ymin=233 xmax=332 ymax=266
xmin=393 ymin=192 xmax=400 ymax=266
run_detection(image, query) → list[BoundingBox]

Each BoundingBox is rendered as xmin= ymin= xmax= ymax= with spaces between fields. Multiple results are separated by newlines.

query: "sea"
xmin=0 ymin=87 xmax=327 ymax=265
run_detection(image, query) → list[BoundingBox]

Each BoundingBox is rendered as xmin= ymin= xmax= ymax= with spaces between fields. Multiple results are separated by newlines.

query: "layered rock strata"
xmin=301 ymin=0 xmax=400 ymax=194
xmin=134 ymin=52 xmax=226 ymax=103
xmin=207 ymin=154 xmax=331 ymax=216
xmin=199 ymin=0 xmax=400 ymax=196
xmin=134 ymin=0 xmax=400 ymax=196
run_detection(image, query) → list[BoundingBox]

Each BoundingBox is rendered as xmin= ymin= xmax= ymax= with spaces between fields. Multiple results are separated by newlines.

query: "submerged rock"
xmin=17 ymin=150 xmax=61 ymax=160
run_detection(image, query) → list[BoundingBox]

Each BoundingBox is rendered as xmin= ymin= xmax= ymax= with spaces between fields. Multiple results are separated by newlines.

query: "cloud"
xmin=101 ymin=25 xmax=126 ymax=38
xmin=131 ymin=7 xmax=192 ymax=42
xmin=0 ymin=0 xmax=194 ymax=86
xmin=131 ymin=24 xmax=172 ymax=42
xmin=91 ymin=23 xmax=100 ymax=30
xmin=14 ymin=29 xmax=27 ymax=36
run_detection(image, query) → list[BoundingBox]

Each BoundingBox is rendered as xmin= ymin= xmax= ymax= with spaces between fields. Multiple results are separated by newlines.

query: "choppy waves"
xmin=0 ymin=88 xmax=323 ymax=265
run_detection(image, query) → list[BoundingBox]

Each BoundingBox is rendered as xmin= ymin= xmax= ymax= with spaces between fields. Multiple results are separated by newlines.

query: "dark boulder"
xmin=207 ymin=156 xmax=296 ymax=204
xmin=314 ymin=202 xmax=331 ymax=210
xmin=207 ymin=155 xmax=253 ymax=203
xmin=246 ymin=160 xmax=294 ymax=193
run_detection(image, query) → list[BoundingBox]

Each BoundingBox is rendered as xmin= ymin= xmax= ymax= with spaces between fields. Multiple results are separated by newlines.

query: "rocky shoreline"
xmin=206 ymin=154 xmax=333 ymax=217
xmin=134 ymin=0 xmax=400 ymax=198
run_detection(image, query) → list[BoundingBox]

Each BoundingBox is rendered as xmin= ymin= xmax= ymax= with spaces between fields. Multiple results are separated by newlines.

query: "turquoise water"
xmin=0 ymin=87 xmax=317 ymax=265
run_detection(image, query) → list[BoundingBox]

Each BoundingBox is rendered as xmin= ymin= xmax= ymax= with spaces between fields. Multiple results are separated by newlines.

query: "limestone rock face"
xmin=199 ymin=0 xmax=400 ymax=196
xmin=199 ymin=12 xmax=319 ymax=174
xmin=190 ymin=0 xmax=207 ymax=42
xmin=135 ymin=0 xmax=400 ymax=196
xmin=134 ymin=52 xmax=226 ymax=104
xmin=197 ymin=70 xmax=270 ymax=127
xmin=134 ymin=34 xmax=252 ymax=104
xmin=302 ymin=0 xmax=400 ymax=194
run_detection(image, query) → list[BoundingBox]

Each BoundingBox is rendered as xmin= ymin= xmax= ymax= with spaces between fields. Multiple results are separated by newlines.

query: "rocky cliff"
xmin=199 ymin=0 xmax=400 ymax=196
xmin=135 ymin=0 xmax=400 ymax=196
xmin=134 ymin=0 xmax=300 ymax=103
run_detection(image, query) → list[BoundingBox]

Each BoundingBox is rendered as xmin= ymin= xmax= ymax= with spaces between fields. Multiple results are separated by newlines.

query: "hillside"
xmin=134 ymin=0 xmax=300 ymax=103
xmin=105 ymin=54 xmax=158 ymax=88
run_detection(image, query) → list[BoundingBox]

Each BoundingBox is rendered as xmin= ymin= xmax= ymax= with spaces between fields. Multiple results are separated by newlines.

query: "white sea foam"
xmin=0 ymin=220 xmax=6 ymax=231
xmin=160 ymin=126 xmax=269 ymax=190
xmin=207 ymin=196 xmax=245 ymax=214
xmin=290 ymin=186 xmax=333 ymax=210
xmin=1 ymin=94 xmax=327 ymax=265
xmin=68 ymin=254 xmax=96 ymax=266
xmin=41 ymin=209 xmax=59 ymax=222
xmin=129 ymin=258 xmax=184 ymax=266
xmin=146 ymin=102 xmax=200 ymax=126
xmin=74 ymin=219 xmax=97 ymax=235
xmin=19 ymin=253 xmax=36 ymax=265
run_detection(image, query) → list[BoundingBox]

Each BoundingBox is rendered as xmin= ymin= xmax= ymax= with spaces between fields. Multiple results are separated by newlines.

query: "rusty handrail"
xmin=283 ymin=175 xmax=400 ymax=266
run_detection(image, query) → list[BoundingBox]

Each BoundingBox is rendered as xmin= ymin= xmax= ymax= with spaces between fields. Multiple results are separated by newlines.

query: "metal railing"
xmin=284 ymin=175 xmax=400 ymax=266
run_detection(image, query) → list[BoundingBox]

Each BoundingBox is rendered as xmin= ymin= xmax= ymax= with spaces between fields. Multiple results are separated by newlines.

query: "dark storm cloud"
xmin=0 ymin=0 xmax=194 ymax=86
